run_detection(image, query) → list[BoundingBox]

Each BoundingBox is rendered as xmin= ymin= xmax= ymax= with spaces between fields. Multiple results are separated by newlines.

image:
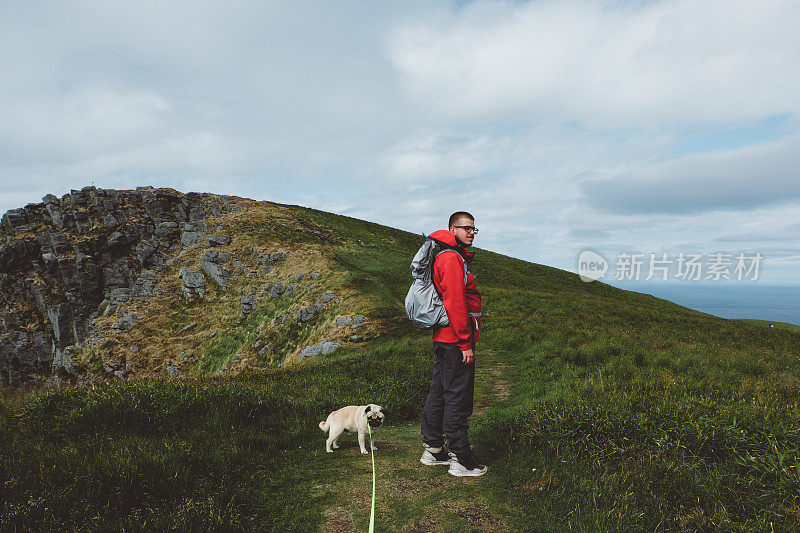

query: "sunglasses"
xmin=452 ymin=225 xmax=479 ymax=234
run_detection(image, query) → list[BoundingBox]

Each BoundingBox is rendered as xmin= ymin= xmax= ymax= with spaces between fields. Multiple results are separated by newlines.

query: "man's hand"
xmin=461 ymin=348 xmax=474 ymax=364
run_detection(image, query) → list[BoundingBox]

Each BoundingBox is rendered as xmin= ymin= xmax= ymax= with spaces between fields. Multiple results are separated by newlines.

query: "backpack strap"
xmin=435 ymin=249 xmax=468 ymax=285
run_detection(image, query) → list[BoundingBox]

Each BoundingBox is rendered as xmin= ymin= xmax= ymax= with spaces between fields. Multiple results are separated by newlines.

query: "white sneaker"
xmin=420 ymin=447 xmax=455 ymax=465
xmin=448 ymin=459 xmax=488 ymax=477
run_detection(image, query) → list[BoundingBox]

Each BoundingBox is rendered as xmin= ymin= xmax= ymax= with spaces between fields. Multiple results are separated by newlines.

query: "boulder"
xmin=178 ymin=267 xmax=206 ymax=301
xmin=181 ymin=231 xmax=206 ymax=247
xmin=239 ymin=294 xmax=257 ymax=321
xmin=202 ymin=250 xmax=231 ymax=264
xmin=297 ymin=304 xmax=319 ymax=322
xmin=257 ymin=250 xmax=289 ymax=264
xmin=48 ymin=232 xmax=73 ymax=255
xmin=299 ymin=343 xmax=323 ymax=361
xmin=129 ymin=271 xmax=161 ymax=299
xmin=135 ymin=238 xmax=163 ymax=266
xmin=207 ymin=234 xmax=231 ymax=247
xmin=178 ymin=267 xmax=205 ymax=289
xmin=270 ymin=281 xmax=285 ymax=298
xmin=200 ymin=260 xmax=231 ymax=288
xmin=1 ymin=208 xmax=37 ymax=235
xmin=105 ymin=231 xmax=125 ymax=249
xmin=321 ymin=342 xmax=341 ymax=355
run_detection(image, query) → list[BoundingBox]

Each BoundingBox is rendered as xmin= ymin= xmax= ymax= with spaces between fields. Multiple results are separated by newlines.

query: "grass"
xmin=80 ymin=199 xmax=379 ymax=377
xmin=1 ymin=337 xmax=432 ymax=531
xmin=2 ymin=197 xmax=799 ymax=531
xmin=735 ymin=318 xmax=800 ymax=333
xmin=464 ymin=251 xmax=800 ymax=530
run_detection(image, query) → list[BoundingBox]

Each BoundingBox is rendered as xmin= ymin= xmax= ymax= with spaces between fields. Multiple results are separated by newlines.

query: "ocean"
xmin=607 ymin=281 xmax=800 ymax=326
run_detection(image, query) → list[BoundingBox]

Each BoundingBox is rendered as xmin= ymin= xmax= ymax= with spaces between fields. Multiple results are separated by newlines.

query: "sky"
xmin=1 ymin=0 xmax=799 ymax=284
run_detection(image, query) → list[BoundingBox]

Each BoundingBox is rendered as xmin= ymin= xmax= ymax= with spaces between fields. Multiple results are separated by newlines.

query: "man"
xmin=419 ymin=211 xmax=487 ymax=477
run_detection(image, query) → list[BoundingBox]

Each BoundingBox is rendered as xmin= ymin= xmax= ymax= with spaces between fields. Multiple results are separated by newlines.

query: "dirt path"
xmin=317 ymin=351 xmax=514 ymax=532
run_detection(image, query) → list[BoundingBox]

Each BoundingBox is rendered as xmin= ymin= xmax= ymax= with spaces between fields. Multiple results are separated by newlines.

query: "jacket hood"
xmin=428 ymin=230 xmax=475 ymax=263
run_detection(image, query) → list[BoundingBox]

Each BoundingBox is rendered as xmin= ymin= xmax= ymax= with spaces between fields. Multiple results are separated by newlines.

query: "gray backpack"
xmin=404 ymin=237 xmax=467 ymax=329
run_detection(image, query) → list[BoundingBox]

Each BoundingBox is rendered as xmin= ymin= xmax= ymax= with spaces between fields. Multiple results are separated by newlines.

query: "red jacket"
xmin=429 ymin=230 xmax=482 ymax=350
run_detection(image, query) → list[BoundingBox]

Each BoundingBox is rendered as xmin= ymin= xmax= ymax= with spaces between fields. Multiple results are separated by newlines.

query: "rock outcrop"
xmin=0 ymin=186 xmax=241 ymax=385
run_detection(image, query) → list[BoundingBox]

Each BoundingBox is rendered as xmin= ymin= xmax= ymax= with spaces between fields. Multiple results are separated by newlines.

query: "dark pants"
xmin=421 ymin=341 xmax=475 ymax=463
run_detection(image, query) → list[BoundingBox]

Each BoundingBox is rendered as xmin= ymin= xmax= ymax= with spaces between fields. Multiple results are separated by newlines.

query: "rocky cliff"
xmin=0 ymin=186 xmax=371 ymax=386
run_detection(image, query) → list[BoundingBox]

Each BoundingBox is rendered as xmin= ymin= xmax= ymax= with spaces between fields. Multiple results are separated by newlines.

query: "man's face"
xmin=450 ymin=216 xmax=476 ymax=247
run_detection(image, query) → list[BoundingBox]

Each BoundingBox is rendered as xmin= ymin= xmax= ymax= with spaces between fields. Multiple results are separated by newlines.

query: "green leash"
xmin=366 ymin=417 xmax=376 ymax=532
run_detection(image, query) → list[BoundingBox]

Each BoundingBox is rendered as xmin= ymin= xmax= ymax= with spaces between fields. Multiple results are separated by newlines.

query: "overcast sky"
xmin=1 ymin=0 xmax=798 ymax=284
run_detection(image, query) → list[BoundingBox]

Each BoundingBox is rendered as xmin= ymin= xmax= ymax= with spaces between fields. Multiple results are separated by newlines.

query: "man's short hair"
xmin=449 ymin=211 xmax=474 ymax=228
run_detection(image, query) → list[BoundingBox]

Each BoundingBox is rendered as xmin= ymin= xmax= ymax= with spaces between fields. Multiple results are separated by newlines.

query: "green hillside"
xmin=735 ymin=318 xmax=800 ymax=333
xmin=2 ymin=201 xmax=799 ymax=531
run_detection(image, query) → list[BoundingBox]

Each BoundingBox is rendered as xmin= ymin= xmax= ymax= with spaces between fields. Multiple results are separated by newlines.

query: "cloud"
xmin=581 ymin=136 xmax=800 ymax=214
xmin=381 ymin=134 xmax=502 ymax=183
xmin=570 ymin=228 xmax=612 ymax=240
xmin=717 ymin=222 xmax=800 ymax=243
xmin=0 ymin=0 xmax=798 ymax=283
xmin=391 ymin=0 xmax=800 ymax=125
xmin=0 ymin=86 xmax=174 ymax=166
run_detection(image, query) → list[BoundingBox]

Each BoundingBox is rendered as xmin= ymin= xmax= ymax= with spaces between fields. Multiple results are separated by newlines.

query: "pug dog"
xmin=319 ymin=404 xmax=386 ymax=454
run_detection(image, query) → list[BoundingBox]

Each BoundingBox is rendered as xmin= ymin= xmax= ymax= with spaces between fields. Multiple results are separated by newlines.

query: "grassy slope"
xmin=735 ymin=318 xmax=800 ymax=333
xmin=2 ymin=202 xmax=799 ymax=531
xmin=73 ymin=197 xmax=388 ymax=378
